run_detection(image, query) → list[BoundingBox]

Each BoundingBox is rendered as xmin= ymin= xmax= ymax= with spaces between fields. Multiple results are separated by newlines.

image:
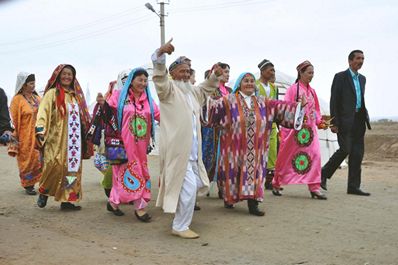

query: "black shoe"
xmin=134 ymin=210 xmax=151 ymax=223
xmin=347 ymin=188 xmax=370 ymax=196
xmin=104 ymin=188 xmax=111 ymax=198
xmin=321 ymin=174 xmax=327 ymax=191
xmin=272 ymin=188 xmax=282 ymax=196
xmin=194 ymin=203 xmax=201 ymax=211
xmin=106 ymin=202 xmax=124 ymax=216
xmin=264 ymin=181 xmax=273 ymax=190
xmin=224 ymin=202 xmax=234 ymax=209
xmin=25 ymin=186 xmax=37 ymax=195
xmin=247 ymin=200 xmax=265 ymax=216
xmin=218 ymin=190 xmax=223 ymax=200
xmin=37 ymin=194 xmax=48 ymax=208
xmin=60 ymin=202 xmax=82 ymax=211
xmin=310 ymin=191 xmax=327 ymax=200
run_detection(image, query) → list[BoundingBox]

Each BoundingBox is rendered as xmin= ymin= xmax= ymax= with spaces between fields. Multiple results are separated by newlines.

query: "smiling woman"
xmin=35 ymin=64 xmax=92 ymax=211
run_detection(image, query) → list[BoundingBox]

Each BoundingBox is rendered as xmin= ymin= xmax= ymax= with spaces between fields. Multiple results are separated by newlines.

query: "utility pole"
xmin=159 ymin=2 xmax=166 ymax=46
xmin=145 ymin=1 xmax=168 ymax=46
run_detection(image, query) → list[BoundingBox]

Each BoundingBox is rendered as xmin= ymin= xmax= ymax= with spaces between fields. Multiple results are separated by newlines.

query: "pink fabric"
xmin=273 ymin=81 xmax=322 ymax=191
xmin=107 ymin=90 xmax=160 ymax=209
xmin=219 ymin=83 xmax=229 ymax=97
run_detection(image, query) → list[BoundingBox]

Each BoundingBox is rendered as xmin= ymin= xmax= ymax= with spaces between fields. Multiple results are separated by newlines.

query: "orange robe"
xmin=9 ymin=94 xmax=42 ymax=188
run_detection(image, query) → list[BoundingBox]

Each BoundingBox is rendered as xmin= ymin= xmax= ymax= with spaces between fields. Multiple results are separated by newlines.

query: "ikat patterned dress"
xmin=208 ymin=93 xmax=301 ymax=204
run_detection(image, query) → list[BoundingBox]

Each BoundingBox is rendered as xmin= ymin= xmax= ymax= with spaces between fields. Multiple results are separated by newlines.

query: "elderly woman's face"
xmin=131 ymin=74 xmax=148 ymax=95
xmin=240 ymin=75 xmax=256 ymax=96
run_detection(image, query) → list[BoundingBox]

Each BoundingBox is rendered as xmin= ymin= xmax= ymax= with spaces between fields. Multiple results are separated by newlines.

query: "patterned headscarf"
xmin=44 ymin=64 xmax=91 ymax=132
xmin=168 ymin=56 xmax=191 ymax=72
xmin=117 ymin=67 xmax=156 ymax=140
xmin=232 ymin=72 xmax=256 ymax=94
xmin=296 ymin=60 xmax=313 ymax=73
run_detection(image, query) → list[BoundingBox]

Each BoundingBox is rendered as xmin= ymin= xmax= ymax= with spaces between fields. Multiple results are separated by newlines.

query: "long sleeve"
xmin=193 ymin=73 xmax=220 ymax=106
xmin=269 ymin=99 xmax=303 ymax=130
xmin=207 ymin=96 xmax=229 ymax=128
xmin=0 ymin=88 xmax=13 ymax=134
xmin=330 ymin=74 xmax=340 ymax=128
xmin=9 ymin=96 xmax=21 ymax=138
xmin=35 ymin=88 xmax=55 ymax=147
xmin=151 ymin=51 xmax=173 ymax=102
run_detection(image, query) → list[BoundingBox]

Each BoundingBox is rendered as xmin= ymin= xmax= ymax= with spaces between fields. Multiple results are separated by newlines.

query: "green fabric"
xmin=256 ymin=80 xmax=278 ymax=170
xmin=101 ymin=166 xmax=113 ymax=189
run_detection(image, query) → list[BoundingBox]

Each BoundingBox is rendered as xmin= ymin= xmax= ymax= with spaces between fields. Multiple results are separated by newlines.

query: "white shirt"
xmin=239 ymin=91 xmax=255 ymax=108
xmin=261 ymin=82 xmax=271 ymax=97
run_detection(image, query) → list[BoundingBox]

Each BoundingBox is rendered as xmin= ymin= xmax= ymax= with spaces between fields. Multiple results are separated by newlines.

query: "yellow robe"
xmin=36 ymin=88 xmax=82 ymax=202
xmin=9 ymin=94 xmax=41 ymax=187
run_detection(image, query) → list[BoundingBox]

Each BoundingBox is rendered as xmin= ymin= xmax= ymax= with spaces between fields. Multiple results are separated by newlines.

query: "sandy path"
xmin=1 ymin=125 xmax=397 ymax=265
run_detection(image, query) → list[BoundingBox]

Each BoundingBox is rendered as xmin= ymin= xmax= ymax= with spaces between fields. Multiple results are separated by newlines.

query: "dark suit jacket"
xmin=0 ymin=88 xmax=13 ymax=135
xmin=330 ymin=69 xmax=371 ymax=134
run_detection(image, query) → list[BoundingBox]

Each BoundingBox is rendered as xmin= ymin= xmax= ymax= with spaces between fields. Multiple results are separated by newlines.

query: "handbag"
xmin=94 ymin=153 xmax=110 ymax=173
xmin=104 ymin=107 xmax=127 ymax=165
xmin=7 ymin=136 xmax=19 ymax=157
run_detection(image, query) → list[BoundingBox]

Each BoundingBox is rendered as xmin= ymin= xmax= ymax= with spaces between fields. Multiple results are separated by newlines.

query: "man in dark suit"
xmin=0 ymin=87 xmax=13 ymax=145
xmin=321 ymin=50 xmax=371 ymax=196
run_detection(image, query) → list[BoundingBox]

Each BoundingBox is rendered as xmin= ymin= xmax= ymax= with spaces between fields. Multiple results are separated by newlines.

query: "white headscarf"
xmin=116 ymin=69 xmax=131 ymax=90
xmin=15 ymin=72 xmax=34 ymax=94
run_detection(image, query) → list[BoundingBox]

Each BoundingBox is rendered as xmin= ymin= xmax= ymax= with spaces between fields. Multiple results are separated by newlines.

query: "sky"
xmin=1 ymin=0 xmax=397 ymax=119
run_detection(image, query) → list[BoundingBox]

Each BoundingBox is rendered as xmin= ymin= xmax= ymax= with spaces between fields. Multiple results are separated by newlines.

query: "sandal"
xmin=134 ymin=210 xmax=152 ymax=223
xmin=106 ymin=202 xmax=124 ymax=216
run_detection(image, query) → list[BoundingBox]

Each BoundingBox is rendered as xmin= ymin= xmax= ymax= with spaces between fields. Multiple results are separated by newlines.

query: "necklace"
xmin=23 ymin=94 xmax=39 ymax=109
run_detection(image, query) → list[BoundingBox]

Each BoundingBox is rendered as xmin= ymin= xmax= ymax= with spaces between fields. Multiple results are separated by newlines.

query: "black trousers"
xmin=322 ymin=112 xmax=366 ymax=190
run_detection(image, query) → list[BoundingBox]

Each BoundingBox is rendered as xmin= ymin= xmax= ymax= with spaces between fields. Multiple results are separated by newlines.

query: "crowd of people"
xmin=0 ymin=40 xmax=371 ymax=239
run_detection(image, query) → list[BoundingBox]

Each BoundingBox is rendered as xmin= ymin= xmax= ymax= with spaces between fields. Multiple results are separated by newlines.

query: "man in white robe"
xmin=152 ymin=39 xmax=223 ymax=239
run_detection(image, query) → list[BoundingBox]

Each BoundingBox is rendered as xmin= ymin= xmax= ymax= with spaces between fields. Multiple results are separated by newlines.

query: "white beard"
xmin=174 ymin=80 xmax=194 ymax=94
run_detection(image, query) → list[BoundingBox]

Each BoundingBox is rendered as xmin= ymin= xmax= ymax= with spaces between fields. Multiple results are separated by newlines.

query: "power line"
xmin=170 ymin=0 xmax=272 ymax=13
xmin=0 ymin=5 xmax=145 ymax=47
xmin=0 ymin=15 xmax=153 ymax=54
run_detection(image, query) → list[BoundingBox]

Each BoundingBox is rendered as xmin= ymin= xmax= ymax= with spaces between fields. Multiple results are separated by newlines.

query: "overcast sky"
xmin=1 ymin=0 xmax=397 ymax=118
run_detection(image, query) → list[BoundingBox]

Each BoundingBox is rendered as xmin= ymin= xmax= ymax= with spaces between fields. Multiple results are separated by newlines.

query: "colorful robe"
xmin=273 ymin=81 xmax=322 ymax=188
xmin=201 ymin=84 xmax=232 ymax=184
xmin=9 ymin=94 xmax=42 ymax=187
xmin=36 ymin=89 xmax=84 ymax=202
xmin=208 ymin=93 xmax=301 ymax=204
xmin=107 ymin=89 xmax=160 ymax=208
xmin=256 ymin=80 xmax=279 ymax=170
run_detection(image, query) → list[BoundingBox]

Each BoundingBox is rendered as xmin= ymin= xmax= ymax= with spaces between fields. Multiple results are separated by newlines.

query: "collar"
xmin=349 ymin=68 xmax=359 ymax=78
xmin=239 ymin=91 xmax=255 ymax=98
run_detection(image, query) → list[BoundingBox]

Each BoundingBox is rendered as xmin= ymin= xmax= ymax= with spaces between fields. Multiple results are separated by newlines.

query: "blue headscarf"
xmin=117 ymin=67 xmax=156 ymax=140
xmin=232 ymin=72 xmax=257 ymax=95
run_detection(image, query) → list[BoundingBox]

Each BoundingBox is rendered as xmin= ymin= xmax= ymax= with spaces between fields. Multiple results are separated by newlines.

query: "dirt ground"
xmin=1 ymin=123 xmax=397 ymax=265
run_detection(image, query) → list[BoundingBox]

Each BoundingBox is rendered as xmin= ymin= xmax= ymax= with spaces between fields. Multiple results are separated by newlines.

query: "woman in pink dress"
xmin=98 ymin=68 xmax=160 ymax=222
xmin=272 ymin=61 xmax=327 ymax=199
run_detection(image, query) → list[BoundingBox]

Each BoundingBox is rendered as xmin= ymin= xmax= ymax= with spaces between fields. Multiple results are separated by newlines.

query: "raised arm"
xmin=151 ymin=38 xmax=175 ymax=102
xmin=193 ymin=64 xmax=224 ymax=105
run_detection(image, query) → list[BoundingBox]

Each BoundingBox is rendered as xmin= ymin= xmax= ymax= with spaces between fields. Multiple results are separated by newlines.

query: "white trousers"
xmin=172 ymin=161 xmax=203 ymax=232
